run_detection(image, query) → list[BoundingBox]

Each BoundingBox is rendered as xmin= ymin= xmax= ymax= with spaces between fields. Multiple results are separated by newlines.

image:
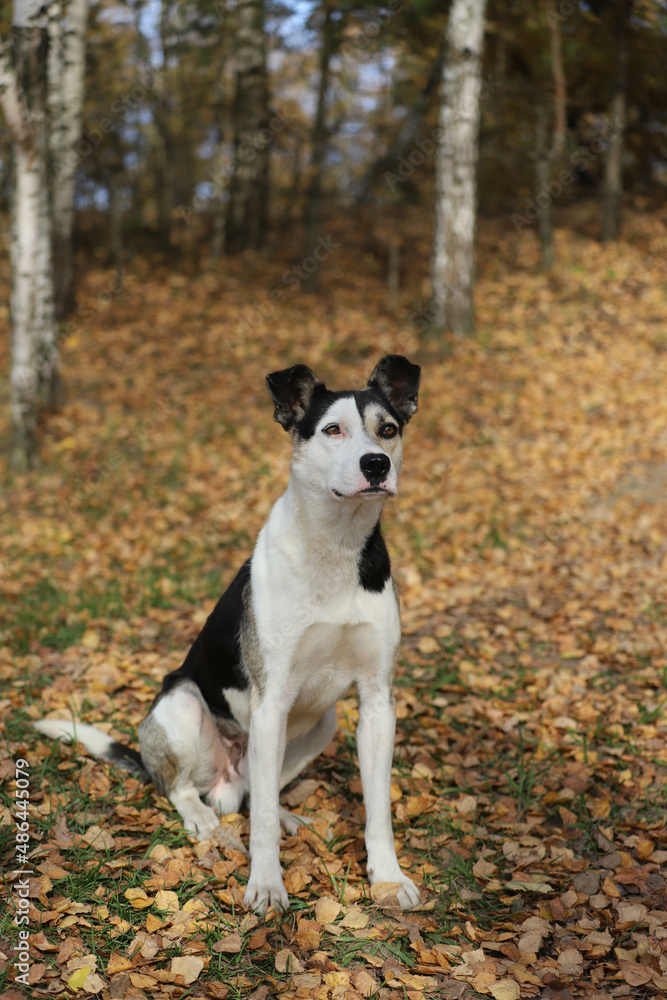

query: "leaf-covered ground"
xmin=1 ymin=204 xmax=667 ymax=1000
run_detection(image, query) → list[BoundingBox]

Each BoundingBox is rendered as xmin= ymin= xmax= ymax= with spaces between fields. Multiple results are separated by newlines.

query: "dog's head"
xmin=266 ymin=355 xmax=420 ymax=501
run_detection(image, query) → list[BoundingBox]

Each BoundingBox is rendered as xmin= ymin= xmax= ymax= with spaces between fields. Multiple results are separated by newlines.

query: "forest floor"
xmin=1 ymin=202 xmax=667 ymax=1000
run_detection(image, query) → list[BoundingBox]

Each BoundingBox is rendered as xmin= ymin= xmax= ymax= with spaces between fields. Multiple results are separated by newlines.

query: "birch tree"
xmin=1 ymin=0 xmax=59 ymax=470
xmin=48 ymin=0 xmax=88 ymax=318
xmin=429 ymin=0 xmax=487 ymax=337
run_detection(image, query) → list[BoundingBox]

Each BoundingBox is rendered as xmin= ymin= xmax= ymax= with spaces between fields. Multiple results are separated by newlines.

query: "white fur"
xmin=33 ymin=720 xmax=116 ymax=758
xmin=242 ymin=394 xmax=419 ymax=913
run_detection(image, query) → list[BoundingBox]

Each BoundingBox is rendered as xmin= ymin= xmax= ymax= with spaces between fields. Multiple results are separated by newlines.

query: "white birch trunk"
xmin=10 ymin=146 xmax=41 ymax=466
xmin=48 ymin=0 xmax=88 ymax=317
xmin=430 ymin=0 xmax=487 ymax=337
xmin=1 ymin=0 xmax=58 ymax=468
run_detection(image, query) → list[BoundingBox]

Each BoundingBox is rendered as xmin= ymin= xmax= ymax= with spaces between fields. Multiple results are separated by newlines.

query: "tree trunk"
xmin=109 ymin=173 xmax=124 ymax=269
xmin=1 ymin=0 xmax=59 ymax=469
xmin=210 ymin=135 xmax=227 ymax=262
xmin=155 ymin=0 xmax=174 ymax=246
xmin=303 ymin=2 xmax=336 ymax=293
xmin=429 ymin=0 xmax=487 ymax=337
xmin=535 ymin=103 xmax=553 ymax=269
xmin=48 ymin=0 xmax=88 ymax=319
xmin=601 ymin=0 xmax=630 ymax=242
xmin=209 ymin=64 xmax=228 ymax=264
xmin=226 ymin=0 xmax=269 ymax=253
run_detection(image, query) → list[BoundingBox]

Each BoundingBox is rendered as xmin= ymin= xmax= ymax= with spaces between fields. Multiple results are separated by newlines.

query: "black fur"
xmin=161 ymin=559 xmax=251 ymax=717
xmin=296 ymin=387 xmax=404 ymax=440
xmin=367 ymin=355 xmax=420 ymax=424
xmin=358 ymin=522 xmax=391 ymax=593
xmin=109 ymin=741 xmax=146 ymax=775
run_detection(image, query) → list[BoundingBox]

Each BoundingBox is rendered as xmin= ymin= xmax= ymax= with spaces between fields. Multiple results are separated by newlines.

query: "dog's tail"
xmin=33 ymin=720 xmax=147 ymax=778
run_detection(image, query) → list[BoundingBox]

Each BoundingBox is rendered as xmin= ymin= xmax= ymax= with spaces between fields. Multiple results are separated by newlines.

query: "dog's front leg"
xmin=357 ymin=681 xmax=421 ymax=910
xmin=243 ymin=693 xmax=289 ymax=914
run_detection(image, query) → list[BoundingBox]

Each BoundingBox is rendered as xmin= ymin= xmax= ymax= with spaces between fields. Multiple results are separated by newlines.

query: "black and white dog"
xmin=36 ymin=354 xmax=421 ymax=913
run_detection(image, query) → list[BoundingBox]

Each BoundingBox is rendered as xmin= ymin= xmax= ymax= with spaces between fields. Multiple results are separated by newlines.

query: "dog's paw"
xmin=183 ymin=803 xmax=221 ymax=841
xmin=243 ymin=874 xmax=289 ymax=915
xmin=370 ymin=869 xmax=422 ymax=911
xmin=395 ymin=877 xmax=421 ymax=911
xmin=279 ymin=806 xmax=312 ymax=836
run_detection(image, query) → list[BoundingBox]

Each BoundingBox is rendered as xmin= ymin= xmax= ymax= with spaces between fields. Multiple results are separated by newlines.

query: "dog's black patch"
xmin=296 ymin=386 xmax=403 ymax=440
xmin=295 ymin=387 xmax=353 ymax=439
xmin=354 ymin=386 xmax=404 ymax=432
xmin=162 ymin=560 xmax=251 ymax=717
xmin=358 ymin=521 xmax=391 ymax=593
xmin=108 ymin=741 xmax=146 ymax=775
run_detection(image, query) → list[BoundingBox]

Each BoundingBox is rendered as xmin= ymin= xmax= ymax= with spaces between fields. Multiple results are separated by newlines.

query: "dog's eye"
xmin=380 ymin=423 xmax=397 ymax=439
xmin=323 ymin=423 xmax=341 ymax=436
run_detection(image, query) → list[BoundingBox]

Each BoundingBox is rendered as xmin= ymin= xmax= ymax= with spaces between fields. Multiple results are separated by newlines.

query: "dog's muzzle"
xmin=359 ymin=452 xmax=391 ymax=490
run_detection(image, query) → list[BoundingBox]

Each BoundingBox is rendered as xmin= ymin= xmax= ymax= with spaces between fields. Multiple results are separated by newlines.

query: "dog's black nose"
xmin=360 ymin=452 xmax=391 ymax=484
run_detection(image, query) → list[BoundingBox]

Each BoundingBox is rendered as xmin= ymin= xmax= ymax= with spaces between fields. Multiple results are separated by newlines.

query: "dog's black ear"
xmin=367 ymin=355 xmax=421 ymax=423
xmin=266 ymin=364 xmax=324 ymax=431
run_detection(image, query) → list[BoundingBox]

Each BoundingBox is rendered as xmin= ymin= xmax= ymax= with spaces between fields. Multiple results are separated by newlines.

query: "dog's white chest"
xmin=286 ymin=621 xmax=377 ymax=737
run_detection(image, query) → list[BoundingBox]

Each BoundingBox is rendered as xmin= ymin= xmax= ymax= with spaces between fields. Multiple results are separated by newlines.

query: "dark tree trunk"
xmin=155 ymin=0 xmax=174 ymax=245
xmin=601 ymin=0 xmax=631 ymax=242
xmin=535 ymin=103 xmax=553 ymax=270
xmin=226 ymin=0 xmax=269 ymax=253
xmin=534 ymin=1 xmax=567 ymax=270
xmin=303 ymin=3 xmax=336 ymax=293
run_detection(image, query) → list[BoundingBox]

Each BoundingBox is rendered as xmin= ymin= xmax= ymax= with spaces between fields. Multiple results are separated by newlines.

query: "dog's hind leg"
xmin=280 ymin=707 xmax=337 ymax=788
xmin=279 ymin=706 xmax=337 ymax=834
xmin=139 ymin=680 xmax=247 ymax=841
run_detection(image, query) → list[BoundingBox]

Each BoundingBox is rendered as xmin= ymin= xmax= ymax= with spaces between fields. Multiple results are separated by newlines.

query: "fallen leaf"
xmin=275 ymin=949 xmax=304 ymax=974
xmin=213 ymin=931 xmax=243 ymax=954
xmin=170 ymin=956 xmax=204 ymax=985
xmin=619 ymin=961 xmax=653 ymax=986
xmin=489 ymin=981 xmax=521 ymax=1000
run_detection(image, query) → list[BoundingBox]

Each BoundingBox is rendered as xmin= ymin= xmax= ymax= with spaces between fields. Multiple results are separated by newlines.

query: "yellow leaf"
xmin=146 ymin=913 xmax=167 ymax=932
xmin=106 ymin=952 xmax=132 ymax=975
xmin=339 ymin=907 xmax=369 ymax=929
xmin=154 ymin=889 xmax=180 ymax=912
xmin=55 ymin=436 xmax=77 ymax=453
xmin=417 ymin=636 xmax=439 ymax=655
xmin=67 ymin=966 xmax=91 ymax=990
xmin=489 ymin=981 xmax=521 ymax=1000
xmin=81 ymin=629 xmax=100 ymax=650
